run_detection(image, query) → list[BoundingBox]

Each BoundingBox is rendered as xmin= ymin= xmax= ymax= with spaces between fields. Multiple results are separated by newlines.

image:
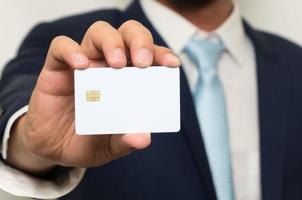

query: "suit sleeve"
xmin=0 ymin=23 xmax=52 ymax=139
xmin=0 ymin=23 xmax=85 ymax=199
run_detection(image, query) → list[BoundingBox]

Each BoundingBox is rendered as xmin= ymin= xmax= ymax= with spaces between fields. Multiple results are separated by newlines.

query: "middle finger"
xmin=81 ymin=21 xmax=127 ymax=68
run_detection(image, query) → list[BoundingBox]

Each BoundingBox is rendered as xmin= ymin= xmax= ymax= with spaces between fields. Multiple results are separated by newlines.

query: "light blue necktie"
xmin=185 ymin=37 xmax=234 ymax=200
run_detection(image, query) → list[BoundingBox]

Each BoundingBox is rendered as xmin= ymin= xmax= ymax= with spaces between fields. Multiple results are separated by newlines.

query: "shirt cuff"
xmin=0 ymin=161 xmax=85 ymax=199
xmin=0 ymin=106 xmax=86 ymax=199
xmin=1 ymin=105 xmax=28 ymax=159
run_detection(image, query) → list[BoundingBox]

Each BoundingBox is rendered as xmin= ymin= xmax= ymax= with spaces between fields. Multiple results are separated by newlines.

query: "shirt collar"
xmin=140 ymin=0 xmax=249 ymax=66
xmin=140 ymin=0 xmax=196 ymax=54
xmin=215 ymin=3 xmax=248 ymax=65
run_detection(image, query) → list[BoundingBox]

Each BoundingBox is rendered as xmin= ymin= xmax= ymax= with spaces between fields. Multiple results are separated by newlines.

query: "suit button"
xmin=0 ymin=106 xmax=4 ymax=118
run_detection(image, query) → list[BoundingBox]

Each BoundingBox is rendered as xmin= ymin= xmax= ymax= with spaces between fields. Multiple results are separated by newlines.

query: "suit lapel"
xmin=245 ymin=23 xmax=290 ymax=200
xmin=179 ymin=69 xmax=218 ymax=199
xmin=120 ymin=1 xmax=217 ymax=199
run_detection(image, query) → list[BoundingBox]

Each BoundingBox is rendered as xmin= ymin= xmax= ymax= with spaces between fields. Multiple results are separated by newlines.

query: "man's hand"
xmin=6 ymin=20 xmax=180 ymax=175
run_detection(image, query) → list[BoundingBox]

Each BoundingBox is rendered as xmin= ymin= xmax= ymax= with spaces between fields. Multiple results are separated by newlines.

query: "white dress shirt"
xmin=0 ymin=0 xmax=261 ymax=199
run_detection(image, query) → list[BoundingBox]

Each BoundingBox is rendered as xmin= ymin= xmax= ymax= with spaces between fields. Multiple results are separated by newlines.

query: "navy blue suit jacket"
xmin=1 ymin=1 xmax=302 ymax=199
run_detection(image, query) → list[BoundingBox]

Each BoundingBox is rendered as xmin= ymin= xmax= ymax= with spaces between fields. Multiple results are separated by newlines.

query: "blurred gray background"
xmin=0 ymin=0 xmax=301 ymax=199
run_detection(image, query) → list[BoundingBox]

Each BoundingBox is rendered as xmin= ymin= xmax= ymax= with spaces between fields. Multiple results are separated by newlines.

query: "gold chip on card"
xmin=86 ymin=90 xmax=101 ymax=102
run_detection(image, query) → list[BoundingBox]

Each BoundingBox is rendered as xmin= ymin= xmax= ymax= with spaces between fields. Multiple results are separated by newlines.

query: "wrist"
xmin=6 ymin=114 xmax=56 ymax=175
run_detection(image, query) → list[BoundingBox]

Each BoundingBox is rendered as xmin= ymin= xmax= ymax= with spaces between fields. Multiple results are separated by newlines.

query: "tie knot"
xmin=185 ymin=37 xmax=224 ymax=72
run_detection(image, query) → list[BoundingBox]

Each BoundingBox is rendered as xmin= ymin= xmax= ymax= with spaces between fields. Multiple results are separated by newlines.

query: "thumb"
xmin=110 ymin=133 xmax=151 ymax=158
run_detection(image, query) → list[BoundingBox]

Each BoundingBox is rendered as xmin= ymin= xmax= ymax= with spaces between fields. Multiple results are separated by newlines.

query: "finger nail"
xmin=164 ymin=53 xmax=181 ymax=67
xmin=112 ymin=48 xmax=125 ymax=63
xmin=137 ymin=48 xmax=152 ymax=66
xmin=74 ymin=53 xmax=89 ymax=66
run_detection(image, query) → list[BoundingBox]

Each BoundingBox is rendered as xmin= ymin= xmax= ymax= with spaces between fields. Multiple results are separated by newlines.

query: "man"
xmin=1 ymin=0 xmax=302 ymax=199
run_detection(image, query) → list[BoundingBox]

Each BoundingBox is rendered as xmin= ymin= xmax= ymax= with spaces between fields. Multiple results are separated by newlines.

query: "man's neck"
xmin=156 ymin=0 xmax=233 ymax=31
